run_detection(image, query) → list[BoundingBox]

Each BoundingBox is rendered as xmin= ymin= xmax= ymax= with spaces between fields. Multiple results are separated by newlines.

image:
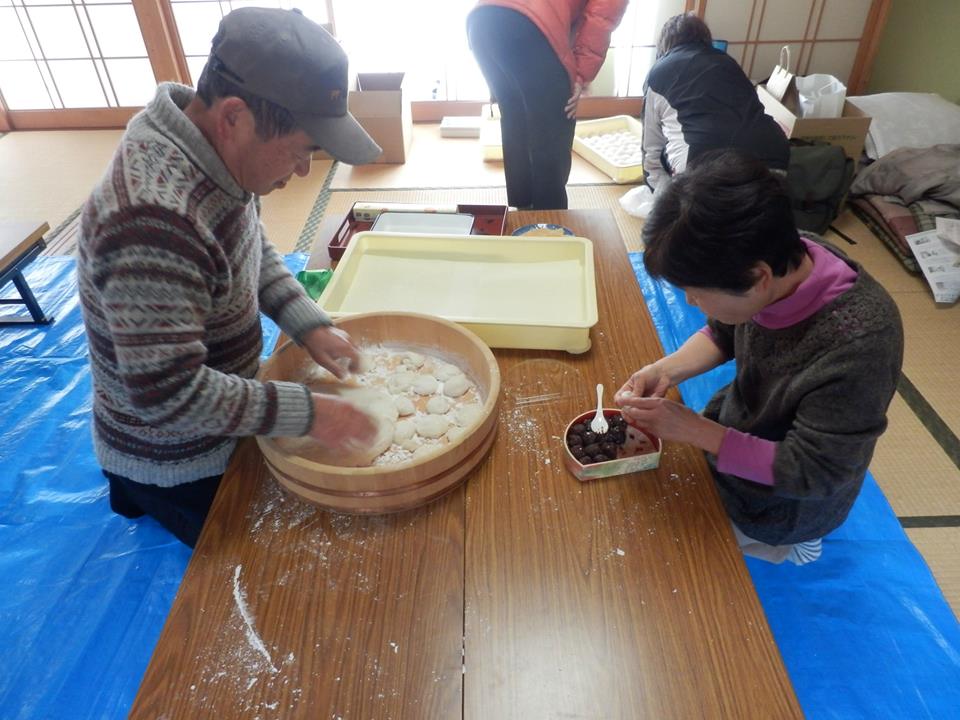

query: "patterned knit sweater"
xmin=78 ymin=83 xmax=330 ymax=487
xmin=702 ymin=241 xmax=904 ymax=545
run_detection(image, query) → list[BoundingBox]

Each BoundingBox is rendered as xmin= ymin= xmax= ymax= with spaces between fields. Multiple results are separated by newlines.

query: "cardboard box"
xmin=757 ymin=84 xmax=872 ymax=160
xmin=349 ymin=72 xmax=412 ymax=164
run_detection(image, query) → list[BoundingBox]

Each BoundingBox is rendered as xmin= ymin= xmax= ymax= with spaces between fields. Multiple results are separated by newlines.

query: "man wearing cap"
xmin=77 ymin=8 xmax=381 ymax=547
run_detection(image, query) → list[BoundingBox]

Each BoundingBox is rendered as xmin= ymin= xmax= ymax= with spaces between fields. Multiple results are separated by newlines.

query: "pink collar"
xmin=753 ymin=239 xmax=858 ymax=329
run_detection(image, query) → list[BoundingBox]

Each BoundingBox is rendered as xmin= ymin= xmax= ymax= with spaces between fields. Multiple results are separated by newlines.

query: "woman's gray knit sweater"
xmin=703 ymin=243 xmax=904 ymax=545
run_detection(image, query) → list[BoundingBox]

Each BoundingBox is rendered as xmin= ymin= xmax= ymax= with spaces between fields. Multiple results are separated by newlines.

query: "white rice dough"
xmin=426 ymin=396 xmax=450 ymax=414
xmin=433 ymin=362 xmax=461 ymax=382
xmin=394 ymin=418 xmax=416 ymax=443
xmin=395 ymin=395 xmax=416 ymax=416
xmin=402 ymin=351 xmax=425 ymax=368
xmin=387 ymin=370 xmax=418 ymax=394
xmin=412 ymin=374 xmax=439 ymax=396
xmin=275 ymin=386 xmax=396 ymax=467
xmin=454 ymin=401 xmax=484 ymax=427
xmin=443 ymin=373 xmax=472 ymax=398
xmin=415 ymin=414 xmax=449 ymax=439
xmin=413 ymin=443 xmax=442 ymax=461
xmin=400 ymin=437 xmax=420 ymax=452
xmin=446 ymin=425 xmax=467 ymax=443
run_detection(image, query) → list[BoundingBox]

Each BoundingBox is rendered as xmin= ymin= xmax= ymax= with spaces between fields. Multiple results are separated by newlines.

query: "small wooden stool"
xmin=0 ymin=221 xmax=53 ymax=326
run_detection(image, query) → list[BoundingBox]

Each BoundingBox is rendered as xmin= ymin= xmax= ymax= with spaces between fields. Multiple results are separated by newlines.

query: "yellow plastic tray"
xmin=573 ymin=115 xmax=644 ymax=184
xmin=318 ymin=231 xmax=598 ymax=353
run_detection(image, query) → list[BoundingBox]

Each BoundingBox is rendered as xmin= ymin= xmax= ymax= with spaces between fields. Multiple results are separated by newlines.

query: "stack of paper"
xmin=906 ymin=217 xmax=960 ymax=304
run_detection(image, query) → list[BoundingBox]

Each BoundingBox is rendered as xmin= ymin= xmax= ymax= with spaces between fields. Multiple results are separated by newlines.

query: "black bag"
xmin=785 ymin=140 xmax=854 ymax=234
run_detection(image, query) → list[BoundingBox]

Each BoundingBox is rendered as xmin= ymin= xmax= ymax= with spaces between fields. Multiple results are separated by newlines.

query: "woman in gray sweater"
xmin=616 ymin=149 xmax=903 ymax=565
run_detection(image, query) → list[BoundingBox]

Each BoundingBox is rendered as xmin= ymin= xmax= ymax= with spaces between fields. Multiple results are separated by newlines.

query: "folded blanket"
xmin=850 ymin=144 xmax=960 ymax=207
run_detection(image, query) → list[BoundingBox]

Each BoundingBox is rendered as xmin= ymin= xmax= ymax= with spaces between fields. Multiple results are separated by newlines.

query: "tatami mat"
xmin=0 ymin=130 xmax=122 ymax=231
xmin=870 ymin=394 xmax=960 ymax=517
xmin=905 ymin=527 xmax=960 ymax=618
xmin=259 ymin=159 xmax=334 ymax=254
xmin=331 ymin=122 xmax=612 ymax=190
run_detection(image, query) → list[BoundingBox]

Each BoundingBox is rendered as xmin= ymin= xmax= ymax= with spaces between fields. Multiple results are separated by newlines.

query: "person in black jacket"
xmin=642 ymin=13 xmax=789 ymax=190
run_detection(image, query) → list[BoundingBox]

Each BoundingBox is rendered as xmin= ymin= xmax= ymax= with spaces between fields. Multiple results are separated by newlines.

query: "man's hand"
xmin=309 ymin=394 xmax=377 ymax=449
xmin=301 ymin=325 xmax=363 ymax=380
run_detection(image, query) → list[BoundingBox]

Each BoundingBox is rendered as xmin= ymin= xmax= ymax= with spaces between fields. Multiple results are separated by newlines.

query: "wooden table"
xmin=0 ymin=220 xmax=52 ymax=326
xmin=130 ymin=209 xmax=802 ymax=719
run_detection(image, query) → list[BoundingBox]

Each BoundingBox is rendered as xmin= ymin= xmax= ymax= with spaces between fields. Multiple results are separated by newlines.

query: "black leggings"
xmin=105 ymin=470 xmax=222 ymax=548
xmin=468 ymin=6 xmax=576 ymax=210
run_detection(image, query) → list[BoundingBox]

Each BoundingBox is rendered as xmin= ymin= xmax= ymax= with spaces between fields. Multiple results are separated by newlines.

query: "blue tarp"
xmin=630 ymin=251 xmax=960 ymax=719
xmin=0 ymin=254 xmax=306 ymax=719
xmin=2 ymin=254 xmax=959 ymax=718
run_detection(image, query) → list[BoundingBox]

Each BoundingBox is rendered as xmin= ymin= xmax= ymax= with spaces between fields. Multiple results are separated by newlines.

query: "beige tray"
xmin=573 ymin=115 xmax=645 ymax=184
xmin=318 ymin=231 xmax=598 ymax=353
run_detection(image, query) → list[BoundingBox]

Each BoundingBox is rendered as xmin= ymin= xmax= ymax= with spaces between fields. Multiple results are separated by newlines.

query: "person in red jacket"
xmin=467 ymin=0 xmax=628 ymax=209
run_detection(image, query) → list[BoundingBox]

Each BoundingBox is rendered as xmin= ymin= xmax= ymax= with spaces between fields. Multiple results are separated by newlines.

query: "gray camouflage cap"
xmin=209 ymin=7 xmax=381 ymax=165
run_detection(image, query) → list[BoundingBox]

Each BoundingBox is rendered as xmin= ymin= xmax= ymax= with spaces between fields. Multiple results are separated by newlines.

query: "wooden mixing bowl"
xmin=255 ymin=312 xmax=501 ymax=514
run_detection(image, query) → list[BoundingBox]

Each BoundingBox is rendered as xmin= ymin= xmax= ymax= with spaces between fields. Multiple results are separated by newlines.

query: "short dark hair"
xmin=642 ymin=149 xmax=805 ymax=293
xmin=195 ymin=54 xmax=298 ymax=141
xmin=657 ymin=13 xmax=712 ymax=58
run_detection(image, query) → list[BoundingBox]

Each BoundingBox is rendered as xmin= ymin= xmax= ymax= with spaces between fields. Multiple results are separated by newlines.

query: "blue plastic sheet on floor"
xmin=0 ymin=253 xmax=308 ymax=719
xmin=629 ymin=251 xmax=960 ymax=719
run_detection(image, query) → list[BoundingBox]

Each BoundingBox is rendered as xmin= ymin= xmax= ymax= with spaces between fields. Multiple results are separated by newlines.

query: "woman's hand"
xmin=614 ymin=363 xmax=671 ymax=404
xmin=618 ymin=395 xmax=726 ymax=454
xmin=308 ymin=394 xmax=376 ymax=449
xmin=301 ymin=325 xmax=362 ymax=380
xmin=565 ymin=80 xmax=584 ymax=119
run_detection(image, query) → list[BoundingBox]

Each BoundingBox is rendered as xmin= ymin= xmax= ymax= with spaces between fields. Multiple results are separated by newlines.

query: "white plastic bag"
xmin=619 ymin=185 xmax=656 ymax=218
xmin=795 ymin=74 xmax=847 ymax=119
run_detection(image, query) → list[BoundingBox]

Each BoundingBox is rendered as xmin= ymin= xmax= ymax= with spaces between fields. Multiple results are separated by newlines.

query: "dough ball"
xmin=394 ymin=418 xmax=416 ymax=443
xmin=413 ymin=443 xmax=442 ymax=461
xmin=281 ymin=387 xmax=396 ymax=467
xmin=387 ymin=370 xmax=417 ymax=394
xmin=400 ymin=438 xmax=420 ymax=452
xmin=301 ymin=363 xmax=336 ymax=388
xmin=454 ymin=402 xmax=484 ymax=427
xmin=443 ymin=374 xmax=472 ymax=398
xmin=433 ymin=362 xmax=461 ymax=381
xmin=413 ymin=375 xmax=439 ymax=396
xmin=402 ymin=351 xmax=425 ymax=368
xmin=354 ymin=353 xmax=373 ymax=374
xmin=415 ymin=414 xmax=449 ymax=439
xmin=446 ymin=425 xmax=468 ymax=443
xmin=395 ymin=396 xmax=416 ymax=416
xmin=426 ymin=396 xmax=450 ymax=414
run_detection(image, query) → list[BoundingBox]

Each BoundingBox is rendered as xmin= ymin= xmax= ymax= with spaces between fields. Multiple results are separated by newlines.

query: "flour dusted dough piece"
xmin=426 ymin=396 xmax=450 ymax=414
xmin=443 ymin=374 xmax=471 ymax=398
xmin=387 ymin=370 xmax=418 ymax=394
xmin=394 ymin=418 xmax=416 ymax=443
xmin=413 ymin=375 xmax=439 ymax=396
xmin=446 ymin=425 xmax=467 ymax=443
xmin=400 ymin=437 xmax=420 ymax=452
xmin=277 ymin=387 xmax=397 ymax=467
xmin=454 ymin=401 xmax=483 ymax=427
xmin=395 ymin=395 xmax=416 ymax=416
xmin=415 ymin=414 xmax=449 ymax=439
xmin=402 ymin=351 xmax=425 ymax=368
xmin=413 ymin=443 xmax=442 ymax=461
xmin=433 ymin=362 xmax=461 ymax=382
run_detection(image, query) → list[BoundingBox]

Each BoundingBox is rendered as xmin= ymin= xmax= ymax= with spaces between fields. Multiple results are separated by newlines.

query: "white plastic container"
xmin=573 ymin=115 xmax=645 ymax=184
xmin=318 ymin=231 xmax=598 ymax=354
